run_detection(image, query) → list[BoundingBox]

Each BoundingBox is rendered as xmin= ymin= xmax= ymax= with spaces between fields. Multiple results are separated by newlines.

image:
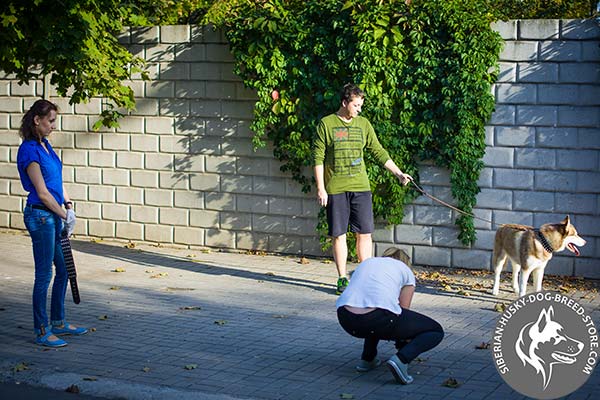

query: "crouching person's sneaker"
xmin=356 ymin=358 xmax=381 ymax=372
xmin=386 ymin=355 xmax=413 ymax=384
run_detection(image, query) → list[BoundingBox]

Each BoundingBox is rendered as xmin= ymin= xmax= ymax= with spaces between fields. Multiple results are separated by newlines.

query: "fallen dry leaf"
xmin=124 ymin=242 xmax=135 ymax=249
xmin=111 ymin=268 xmax=126 ymax=273
xmin=441 ymin=283 xmax=453 ymax=292
xmin=214 ymin=320 xmax=227 ymax=325
xmin=150 ymin=272 xmax=168 ymax=279
xmin=65 ymin=384 xmax=80 ymax=393
xmin=298 ymin=257 xmax=310 ymax=265
xmin=98 ymin=315 xmax=108 ymax=320
xmin=184 ymin=364 xmax=197 ymax=370
xmin=322 ymin=259 xmax=332 ymax=264
xmin=442 ymin=377 xmax=461 ymax=388
xmin=265 ymin=272 xmax=275 ymax=276
xmin=13 ymin=362 xmax=29 ymax=372
xmin=109 ymin=286 xmax=120 ymax=290
xmin=476 ymin=342 xmax=490 ymax=350
xmin=142 ymin=367 xmax=150 ymax=373
xmin=494 ymin=303 xmax=506 ymax=313
xmin=559 ymin=285 xmax=571 ymax=293
xmin=246 ymin=249 xmax=267 ymax=256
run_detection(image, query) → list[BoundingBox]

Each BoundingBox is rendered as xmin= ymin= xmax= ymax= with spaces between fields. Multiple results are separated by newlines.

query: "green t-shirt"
xmin=314 ymin=113 xmax=390 ymax=194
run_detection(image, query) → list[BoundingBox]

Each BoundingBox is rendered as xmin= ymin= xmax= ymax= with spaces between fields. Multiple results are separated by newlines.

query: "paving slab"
xmin=0 ymin=229 xmax=598 ymax=400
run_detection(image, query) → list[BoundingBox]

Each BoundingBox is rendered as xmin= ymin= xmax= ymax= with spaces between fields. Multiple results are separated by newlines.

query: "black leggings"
xmin=337 ymin=307 xmax=444 ymax=364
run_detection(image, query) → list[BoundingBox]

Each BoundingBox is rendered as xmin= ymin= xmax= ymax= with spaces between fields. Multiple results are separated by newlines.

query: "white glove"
xmin=63 ymin=209 xmax=76 ymax=236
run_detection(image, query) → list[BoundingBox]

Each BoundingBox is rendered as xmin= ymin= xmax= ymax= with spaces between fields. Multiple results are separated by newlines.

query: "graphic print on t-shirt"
xmin=333 ymin=125 xmax=363 ymax=176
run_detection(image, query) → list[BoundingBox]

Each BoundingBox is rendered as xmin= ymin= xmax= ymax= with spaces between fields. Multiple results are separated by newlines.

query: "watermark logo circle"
xmin=492 ymin=291 xmax=598 ymax=399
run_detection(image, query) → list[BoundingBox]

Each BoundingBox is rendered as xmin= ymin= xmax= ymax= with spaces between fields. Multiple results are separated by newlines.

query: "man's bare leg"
xmin=356 ymin=233 xmax=373 ymax=262
xmin=333 ymin=234 xmax=348 ymax=278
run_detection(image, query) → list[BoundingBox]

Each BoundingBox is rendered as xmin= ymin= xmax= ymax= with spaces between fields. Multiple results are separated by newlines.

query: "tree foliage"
xmin=124 ymin=0 xmax=214 ymax=25
xmin=487 ymin=0 xmax=597 ymax=20
xmin=210 ymin=0 xmax=503 ymax=246
xmin=0 ymin=0 xmax=147 ymax=128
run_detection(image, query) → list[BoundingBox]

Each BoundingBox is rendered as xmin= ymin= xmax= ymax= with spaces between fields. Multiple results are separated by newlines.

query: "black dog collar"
xmin=535 ymin=230 xmax=554 ymax=253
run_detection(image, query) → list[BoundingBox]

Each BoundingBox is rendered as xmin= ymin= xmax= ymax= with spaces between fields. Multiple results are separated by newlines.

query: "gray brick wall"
xmin=0 ymin=21 xmax=598 ymax=277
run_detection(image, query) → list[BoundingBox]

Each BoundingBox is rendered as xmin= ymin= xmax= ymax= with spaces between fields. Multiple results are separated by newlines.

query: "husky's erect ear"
xmin=535 ymin=306 xmax=553 ymax=334
xmin=561 ymin=216 xmax=570 ymax=226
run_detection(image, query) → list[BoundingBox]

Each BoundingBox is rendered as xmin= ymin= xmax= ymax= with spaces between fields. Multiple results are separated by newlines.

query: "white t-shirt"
xmin=335 ymin=257 xmax=416 ymax=315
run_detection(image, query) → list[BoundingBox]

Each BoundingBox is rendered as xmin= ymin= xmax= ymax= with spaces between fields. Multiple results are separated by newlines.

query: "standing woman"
xmin=17 ymin=99 xmax=87 ymax=347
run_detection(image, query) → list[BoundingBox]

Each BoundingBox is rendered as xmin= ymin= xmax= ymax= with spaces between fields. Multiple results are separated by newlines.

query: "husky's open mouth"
xmin=552 ymin=351 xmax=577 ymax=364
xmin=567 ymin=243 xmax=580 ymax=256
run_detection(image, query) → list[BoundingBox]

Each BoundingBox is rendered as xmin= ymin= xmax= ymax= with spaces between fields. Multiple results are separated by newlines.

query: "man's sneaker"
xmin=356 ymin=358 xmax=381 ymax=372
xmin=336 ymin=277 xmax=349 ymax=295
xmin=386 ymin=355 xmax=414 ymax=384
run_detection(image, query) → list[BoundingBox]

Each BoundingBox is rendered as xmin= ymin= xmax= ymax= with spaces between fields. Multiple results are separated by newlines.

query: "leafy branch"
xmin=209 ymin=0 xmax=502 ymax=246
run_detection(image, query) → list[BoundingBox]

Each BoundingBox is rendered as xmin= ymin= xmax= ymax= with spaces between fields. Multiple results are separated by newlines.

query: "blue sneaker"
xmin=35 ymin=331 xmax=67 ymax=347
xmin=386 ymin=355 xmax=414 ymax=384
xmin=51 ymin=323 xmax=88 ymax=336
xmin=356 ymin=358 xmax=381 ymax=372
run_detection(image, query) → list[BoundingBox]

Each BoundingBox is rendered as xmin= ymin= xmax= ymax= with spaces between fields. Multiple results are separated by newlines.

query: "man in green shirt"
xmin=314 ymin=83 xmax=412 ymax=294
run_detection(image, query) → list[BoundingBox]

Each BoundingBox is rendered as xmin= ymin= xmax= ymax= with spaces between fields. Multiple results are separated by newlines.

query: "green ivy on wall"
xmin=209 ymin=0 xmax=503 ymax=247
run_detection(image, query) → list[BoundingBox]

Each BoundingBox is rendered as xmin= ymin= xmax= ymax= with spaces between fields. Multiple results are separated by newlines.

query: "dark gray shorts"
xmin=326 ymin=191 xmax=374 ymax=237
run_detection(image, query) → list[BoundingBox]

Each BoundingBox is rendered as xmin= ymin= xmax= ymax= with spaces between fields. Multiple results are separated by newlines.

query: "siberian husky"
xmin=491 ymin=216 xmax=586 ymax=297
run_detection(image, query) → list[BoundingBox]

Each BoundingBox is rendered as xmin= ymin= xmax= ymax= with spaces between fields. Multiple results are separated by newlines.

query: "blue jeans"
xmin=23 ymin=206 xmax=67 ymax=334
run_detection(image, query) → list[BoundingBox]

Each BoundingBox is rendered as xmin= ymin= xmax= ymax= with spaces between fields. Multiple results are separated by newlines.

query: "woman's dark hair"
xmin=339 ymin=83 xmax=365 ymax=105
xmin=19 ymin=99 xmax=58 ymax=142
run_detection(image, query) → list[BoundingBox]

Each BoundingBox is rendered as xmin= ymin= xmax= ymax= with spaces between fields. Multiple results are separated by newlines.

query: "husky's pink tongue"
xmin=568 ymin=243 xmax=580 ymax=256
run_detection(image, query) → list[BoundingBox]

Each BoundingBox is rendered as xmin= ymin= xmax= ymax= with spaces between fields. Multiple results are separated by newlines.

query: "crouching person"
xmin=336 ymin=247 xmax=444 ymax=384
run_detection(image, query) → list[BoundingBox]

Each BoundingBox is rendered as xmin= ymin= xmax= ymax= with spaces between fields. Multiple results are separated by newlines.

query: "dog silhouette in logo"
xmin=515 ymin=306 xmax=583 ymax=390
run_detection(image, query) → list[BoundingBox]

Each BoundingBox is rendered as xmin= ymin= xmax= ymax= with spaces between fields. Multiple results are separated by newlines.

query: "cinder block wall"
xmin=0 ymin=20 xmax=598 ymax=277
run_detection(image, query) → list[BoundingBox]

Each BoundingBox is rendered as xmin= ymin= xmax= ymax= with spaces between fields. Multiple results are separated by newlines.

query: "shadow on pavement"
xmin=71 ymin=239 xmax=336 ymax=296
xmin=0 ymin=381 xmax=106 ymax=400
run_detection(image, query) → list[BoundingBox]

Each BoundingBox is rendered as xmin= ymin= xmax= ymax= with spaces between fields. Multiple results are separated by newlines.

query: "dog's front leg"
xmin=532 ymin=266 xmax=546 ymax=293
xmin=519 ymin=268 xmax=533 ymax=297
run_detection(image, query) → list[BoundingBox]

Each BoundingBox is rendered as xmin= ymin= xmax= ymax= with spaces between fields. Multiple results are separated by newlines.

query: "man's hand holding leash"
xmin=397 ymin=172 xmax=413 ymax=186
xmin=384 ymin=159 xmax=412 ymax=186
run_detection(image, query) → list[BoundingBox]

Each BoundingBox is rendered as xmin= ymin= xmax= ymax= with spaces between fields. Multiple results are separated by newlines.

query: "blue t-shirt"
xmin=17 ymin=138 xmax=64 ymax=207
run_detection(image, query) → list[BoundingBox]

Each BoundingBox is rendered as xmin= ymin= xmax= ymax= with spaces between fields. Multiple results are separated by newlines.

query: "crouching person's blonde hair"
xmin=382 ymin=247 xmax=411 ymax=266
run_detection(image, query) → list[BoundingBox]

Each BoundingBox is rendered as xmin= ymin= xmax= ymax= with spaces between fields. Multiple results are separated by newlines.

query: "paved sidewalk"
xmin=0 ymin=229 xmax=598 ymax=400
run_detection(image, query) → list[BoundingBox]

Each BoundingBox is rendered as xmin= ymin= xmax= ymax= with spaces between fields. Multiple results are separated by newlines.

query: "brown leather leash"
xmin=409 ymin=180 xmax=496 ymax=226
xmin=408 ymin=180 xmax=557 ymax=250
